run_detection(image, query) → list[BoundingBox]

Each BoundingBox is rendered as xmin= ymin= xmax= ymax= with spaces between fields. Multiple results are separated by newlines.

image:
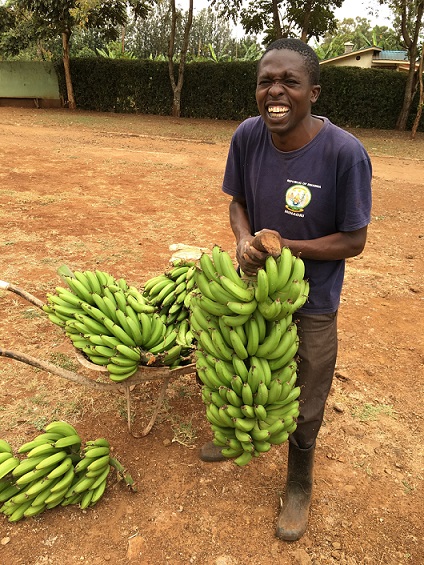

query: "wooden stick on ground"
xmin=0 ymin=280 xmax=45 ymax=309
xmin=0 ymin=347 xmax=195 ymax=435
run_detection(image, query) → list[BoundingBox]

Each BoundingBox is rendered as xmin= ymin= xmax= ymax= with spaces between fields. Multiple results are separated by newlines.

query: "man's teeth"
xmin=268 ymin=106 xmax=289 ymax=114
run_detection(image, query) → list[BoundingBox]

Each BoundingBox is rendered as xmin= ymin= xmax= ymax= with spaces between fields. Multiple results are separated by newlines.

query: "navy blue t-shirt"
xmin=222 ymin=116 xmax=372 ymax=314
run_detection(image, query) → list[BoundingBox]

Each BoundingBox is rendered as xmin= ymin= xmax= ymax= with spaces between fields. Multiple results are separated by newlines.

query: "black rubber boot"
xmin=199 ymin=441 xmax=227 ymax=462
xmin=276 ymin=442 xmax=315 ymax=541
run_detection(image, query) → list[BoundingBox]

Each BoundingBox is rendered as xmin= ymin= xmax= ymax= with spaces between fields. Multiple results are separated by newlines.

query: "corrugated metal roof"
xmin=376 ymin=51 xmax=408 ymax=61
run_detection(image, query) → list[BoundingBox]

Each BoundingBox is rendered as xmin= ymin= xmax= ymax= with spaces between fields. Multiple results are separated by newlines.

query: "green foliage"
xmin=315 ymin=66 xmax=408 ymax=129
xmin=54 ymin=58 xmax=173 ymax=113
xmin=52 ymin=58 xmax=423 ymax=130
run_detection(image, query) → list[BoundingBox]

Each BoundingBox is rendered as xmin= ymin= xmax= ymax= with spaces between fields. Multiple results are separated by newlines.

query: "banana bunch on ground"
xmin=42 ymin=265 xmax=195 ymax=381
xmin=190 ymin=245 xmax=308 ymax=466
xmin=0 ymin=421 xmax=133 ymax=522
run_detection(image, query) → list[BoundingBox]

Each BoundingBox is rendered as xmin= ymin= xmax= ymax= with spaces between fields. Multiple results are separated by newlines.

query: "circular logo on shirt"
xmin=285 ymin=185 xmax=312 ymax=213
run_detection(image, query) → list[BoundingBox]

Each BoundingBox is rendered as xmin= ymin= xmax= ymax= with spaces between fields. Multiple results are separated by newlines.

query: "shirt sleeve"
xmin=336 ymin=144 xmax=372 ymax=232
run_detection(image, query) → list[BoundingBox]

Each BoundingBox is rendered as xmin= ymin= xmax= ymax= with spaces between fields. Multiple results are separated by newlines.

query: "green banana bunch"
xmin=192 ymin=245 xmax=308 ymax=466
xmin=0 ymin=423 xmax=133 ymax=521
xmin=63 ymin=438 xmax=112 ymax=509
xmin=43 ymin=264 xmax=197 ymax=381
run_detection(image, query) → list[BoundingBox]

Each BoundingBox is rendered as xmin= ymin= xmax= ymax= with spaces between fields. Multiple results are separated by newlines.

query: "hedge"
xmin=54 ymin=58 xmax=423 ymax=131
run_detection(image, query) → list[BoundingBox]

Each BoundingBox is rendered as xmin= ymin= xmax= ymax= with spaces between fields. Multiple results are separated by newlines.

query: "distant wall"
xmin=0 ymin=61 xmax=61 ymax=108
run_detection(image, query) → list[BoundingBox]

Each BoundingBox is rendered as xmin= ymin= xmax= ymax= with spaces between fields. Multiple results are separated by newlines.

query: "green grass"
xmin=351 ymin=402 xmax=395 ymax=422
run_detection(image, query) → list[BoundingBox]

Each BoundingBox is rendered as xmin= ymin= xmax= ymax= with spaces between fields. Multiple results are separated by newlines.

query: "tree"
xmin=211 ymin=0 xmax=343 ymax=44
xmin=168 ymin=0 xmax=193 ymax=117
xmin=317 ymin=17 xmax=404 ymax=58
xmin=10 ymin=0 xmax=152 ymax=109
xmin=380 ymin=0 xmax=424 ymax=130
xmin=411 ymin=42 xmax=423 ymax=138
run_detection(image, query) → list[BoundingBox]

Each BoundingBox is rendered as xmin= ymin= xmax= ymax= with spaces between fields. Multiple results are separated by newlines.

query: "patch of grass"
xmin=49 ymin=352 xmax=79 ymax=372
xmin=171 ymin=418 xmax=197 ymax=448
xmin=351 ymin=402 xmax=394 ymax=422
xmin=21 ymin=308 xmax=43 ymax=320
xmin=402 ymin=480 xmax=415 ymax=494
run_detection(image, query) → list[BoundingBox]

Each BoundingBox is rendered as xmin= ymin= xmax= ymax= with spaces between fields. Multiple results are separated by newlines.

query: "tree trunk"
xmin=396 ymin=0 xmax=424 ymax=130
xmin=167 ymin=0 xmax=193 ymax=118
xmin=272 ymin=0 xmax=282 ymax=39
xmin=300 ymin=0 xmax=314 ymax=42
xmin=411 ymin=44 xmax=424 ymax=140
xmin=62 ymin=30 xmax=76 ymax=110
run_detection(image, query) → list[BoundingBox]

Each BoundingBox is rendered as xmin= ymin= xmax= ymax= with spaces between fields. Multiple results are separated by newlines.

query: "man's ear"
xmin=311 ymin=85 xmax=321 ymax=104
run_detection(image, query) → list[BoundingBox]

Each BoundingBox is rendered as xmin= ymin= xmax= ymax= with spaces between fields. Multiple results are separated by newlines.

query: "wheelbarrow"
xmin=0 ymin=279 xmax=196 ymax=438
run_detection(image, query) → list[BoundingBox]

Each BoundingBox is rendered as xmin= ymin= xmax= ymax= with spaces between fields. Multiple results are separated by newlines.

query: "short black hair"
xmin=260 ymin=38 xmax=320 ymax=85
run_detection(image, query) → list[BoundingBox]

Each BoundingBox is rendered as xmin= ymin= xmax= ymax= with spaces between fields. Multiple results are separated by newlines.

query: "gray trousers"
xmin=289 ymin=311 xmax=338 ymax=450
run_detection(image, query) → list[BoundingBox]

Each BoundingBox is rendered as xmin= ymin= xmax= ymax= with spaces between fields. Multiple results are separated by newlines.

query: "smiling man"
xmin=199 ymin=38 xmax=372 ymax=541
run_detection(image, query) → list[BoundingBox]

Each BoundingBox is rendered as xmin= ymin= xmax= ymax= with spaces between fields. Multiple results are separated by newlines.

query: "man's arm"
xmin=280 ymin=228 xmax=368 ymax=261
xmin=229 ymin=196 xmax=368 ymax=274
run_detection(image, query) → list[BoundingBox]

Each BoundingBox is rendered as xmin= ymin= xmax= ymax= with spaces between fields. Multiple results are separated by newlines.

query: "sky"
xmin=191 ymin=0 xmax=395 ymax=31
xmin=333 ymin=0 xmax=393 ymax=27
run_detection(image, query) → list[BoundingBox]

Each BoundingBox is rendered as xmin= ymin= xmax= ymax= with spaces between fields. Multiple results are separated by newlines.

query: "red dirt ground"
xmin=0 ymin=108 xmax=423 ymax=565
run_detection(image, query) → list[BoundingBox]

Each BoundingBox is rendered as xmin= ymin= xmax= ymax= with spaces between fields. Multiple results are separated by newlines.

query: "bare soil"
xmin=0 ymin=108 xmax=423 ymax=565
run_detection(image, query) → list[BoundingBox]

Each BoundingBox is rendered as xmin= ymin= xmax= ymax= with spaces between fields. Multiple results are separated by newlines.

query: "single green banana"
xmin=230 ymin=375 xmax=244 ymax=397
xmin=225 ymin=388 xmax=243 ymax=408
xmin=265 ymin=254 xmax=279 ymax=295
xmin=233 ymin=450 xmax=253 ymax=467
xmin=254 ymin=382 xmax=269 ymax=406
xmin=210 ymin=328 xmax=234 ymax=362
xmin=255 ymin=321 xmax=283 ymax=358
xmin=89 ymin=478 xmax=107 ymax=505
xmin=246 ymin=363 xmax=261 ymax=394
xmin=219 ymin=274 xmax=256 ymax=303
xmin=268 ymin=430 xmax=290 ymax=445
xmin=254 ymin=267 xmax=269 ymax=303
xmin=231 ymin=354 xmax=249 ymax=382
xmin=35 ymin=450 xmax=68 ymax=470
xmin=197 ymin=295 xmax=233 ymax=317
xmin=229 ymin=329 xmax=249 ymax=360
xmin=233 ymin=417 xmax=256 ymax=432
xmin=275 ymin=247 xmax=294 ymax=291
xmin=241 ymin=382 xmax=254 ymax=406
xmin=84 ymin=446 xmax=110 ymax=459
xmin=199 ymin=252 xmax=220 ymax=283
xmin=240 ymin=404 xmax=256 ymax=418
xmin=0 ymin=452 xmax=13 ymax=464
xmin=214 ymin=359 xmax=234 ymax=387
xmin=267 ymin=337 xmax=299 ymax=371
xmin=64 ymin=276 xmax=94 ymax=304
xmin=217 ymin=250 xmax=244 ymax=287
xmin=220 ymin=313 xmax=251 ymax=328
xmin=252 ymin=439 xmax=272 ymax=453
xmin=253 ymin=403 xmax=268 ymax=421
xmin=15 ymin=464 xmax=57 ymax=487
xmin=220 ymin=447 xmax=244 ymax=459
xmin=0 ymin=440 xmax=13 ymax=454
xmin=227 ymin=299 xmax=257 ymax=316
xmin=115 ymin=343 xmax=141 ymax=362
xmin=102 ymin=316 xmax=136 ymax=347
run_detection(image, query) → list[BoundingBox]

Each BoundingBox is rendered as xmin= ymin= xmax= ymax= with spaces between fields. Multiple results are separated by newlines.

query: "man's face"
xmin=256 ymin=49 xmax=321 ymax=150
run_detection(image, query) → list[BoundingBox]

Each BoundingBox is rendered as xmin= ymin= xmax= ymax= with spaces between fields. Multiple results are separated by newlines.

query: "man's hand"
xmin=236 ymin=236 xmax=269 ymax=276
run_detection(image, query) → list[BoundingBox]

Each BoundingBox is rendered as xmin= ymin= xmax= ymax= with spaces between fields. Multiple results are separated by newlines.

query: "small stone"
xmin=127 ymin=534 xmax=146 ymax=561
xmin=333 ymin=403 xmax=345 ymax=413
xmin=1 ymin=537 xmax=11 ymax=546
xmin=332 ymin=541 xmax=342 ymax=550
xmin=163 ymin=438 xmax=172 ymax=446
xmin=291 ymin=548 xmax=312 ymax=565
